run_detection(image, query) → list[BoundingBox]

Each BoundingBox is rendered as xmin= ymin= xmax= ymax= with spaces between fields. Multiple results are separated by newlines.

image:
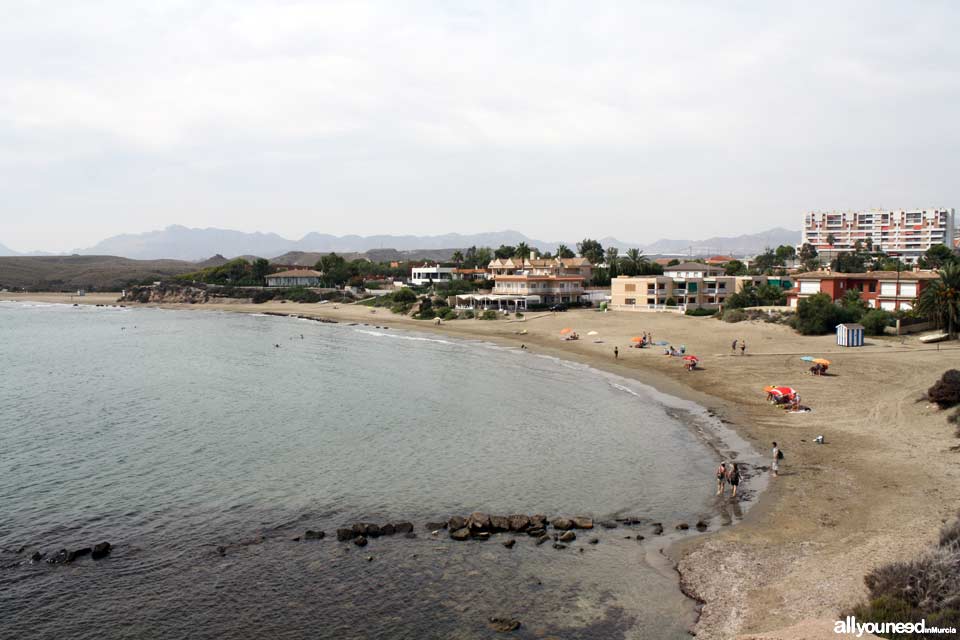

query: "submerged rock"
xmin=488 ymin=617 xmax=521 ymax=633
xmin=473 ymin=532 xmax=491 ymax=541
xmin=353 ymin=536 xmax=368 ymax=547
xmin=652 ymin=523 xmax=664 ymax=535
xmin=337 ymin=529 xmax=356 ymax=542
xmin=450 ymin=528 xmax=471 ymax=541
xmin=552 ymin=543 xmax=567 ymax=550
xmin=526 ymin=528 xmax=546 ymax=537
xmin=535 ymin=535 xmax=551 ymax=546
xmin=600 ymin=520 xmax=618 ymax=529
xmin=46 ymin=549 xmax=69 ymax=565
xmin=394 ymin=522 xmax=414 ymax=534
xmin=30 ymin=551 xmax=45 ymax=563
xmin=675 ymin=523 xmax=689 ymax=531
xmin=695 ymin=520 xmax=708 ymax=531
xmin=404 ymin=532 xmax=417 ymax=539
xmin=502 ymin=539 xmax=516 ymax=549
xmin=558 ymin=531 xmax=576 ymax=543
xmin=448 ymin=516 xmax=468 ymax=531
xmin=304 ymin=530 xmax=325 ymax=540
xmin=589 ymin=537 xmax=599 ymax=545
xmin=380 ymin=524 xmax=396 ymax=536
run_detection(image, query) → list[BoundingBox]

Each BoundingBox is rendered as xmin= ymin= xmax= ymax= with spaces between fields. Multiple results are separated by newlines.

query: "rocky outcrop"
xmin=121 ymin=284 xmax=213 ymax=304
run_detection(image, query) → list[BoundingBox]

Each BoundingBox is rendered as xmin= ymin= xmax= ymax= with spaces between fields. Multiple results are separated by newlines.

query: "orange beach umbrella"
xmin=560 ymin=328 xmax=573 ymax=335
xmin=631 ymin=336 xmax=644 ymax=343
xmin=813 ymin=358 xmax=831 ymax=366
xmin=682 ymin=355 xmax=699 ymax=361
xmin=772 ymin=386 xmax=796 ymax=396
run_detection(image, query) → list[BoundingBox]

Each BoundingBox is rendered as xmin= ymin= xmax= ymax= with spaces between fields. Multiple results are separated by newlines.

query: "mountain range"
xmin=2 ymin=225 xmax=801 ymax=261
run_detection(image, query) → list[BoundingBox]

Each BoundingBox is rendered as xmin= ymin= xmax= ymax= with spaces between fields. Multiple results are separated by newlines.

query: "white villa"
xmin=455 ymin=255 xmax=593 ymax=311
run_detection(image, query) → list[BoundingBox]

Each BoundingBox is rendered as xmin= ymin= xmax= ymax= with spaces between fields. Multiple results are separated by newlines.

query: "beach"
xmin=6 ymin=292 xmax=960 ymax=639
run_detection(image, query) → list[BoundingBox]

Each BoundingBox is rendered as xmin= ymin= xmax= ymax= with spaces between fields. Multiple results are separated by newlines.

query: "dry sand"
xmin=5 ymin=291 xmax=958 ymax=640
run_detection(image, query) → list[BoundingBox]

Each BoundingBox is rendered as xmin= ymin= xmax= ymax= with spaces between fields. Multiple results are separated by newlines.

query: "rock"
xmin=589 ymin=538 xmax=599 ymax=545
xmin=352 ymin=523 xmax=381 ymax=537
xmin=404 ymin=532 xmax=417 ymax=539
xmin=468 ymin=512 xmax=492 ymax=532
xmin=488 ymin=617 xmax=522 ymax=633
xmin=558 ymin=531 xmax=576 ymax=543
xmin=353 ymin=536 xmax=368 ymax=547
xmin=652 ymin=523 xmax=664 ymax=535
xmin=366 ymin=524 xmax=382 ymax=537
xmin=526 ymin=528 xmax=546 ymax=537
xmin=291 ymin=536 xmax=301 ymax=542
xmin=448 ymin=516 xmax=468 ymax=531
xmin=394 ymin=522 xmax=414 ymax=534
xmin=337 ymin=528 xmax=356 ymax=542
xmin=304 ymin=530 xmax=325 ymax=540
xmin=473 ymin=532 xmax=491 ymax=541
xmin=535 ymin=534 xmax=551 ymax=546
xmin=675 ymin=523 xmax=689 ymax=531
xmin=72 ymin=547 xmax=92 ymax=559
xmin=425 ymin=522 xmax=446 ymax=532
xmin=380 ymin=524 xmax=396 ymax=536
xmin=30 ymin=551 xmax=44 ymax=562
xmin=502 ymin=539 xmax=516 ymax=549
xmin=552 ymin=543 xmax=567 ymax=550
xmin=507 ymin=515 xmax=531 ymax=532
xmin=490 ymin=515 xmax=510 ymax=532
xmin=571 ymin=517 xmax=594 ymax=530
xmin=46 ymin=549 xmax=69 ymax=565
xmin=551 ymin=517 xmax=574 ymax=531
xmin=450 ymin=528 xmax=471 ymax=541
xmin=695 ymin=520 xmax=708 ymax=531
xmin=529 ymin=514 xmax=548 ymax=528
xmin=600 ymin=520 xmax=618 ymax=529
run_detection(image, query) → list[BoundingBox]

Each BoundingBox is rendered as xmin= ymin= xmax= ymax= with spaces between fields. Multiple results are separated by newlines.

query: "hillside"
xmin=0 ymin=256 xmax=200 ymax=291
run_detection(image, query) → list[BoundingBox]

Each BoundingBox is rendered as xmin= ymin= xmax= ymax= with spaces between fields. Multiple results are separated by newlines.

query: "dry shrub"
xmin=928 ymin=370 xmax=960 ymax=409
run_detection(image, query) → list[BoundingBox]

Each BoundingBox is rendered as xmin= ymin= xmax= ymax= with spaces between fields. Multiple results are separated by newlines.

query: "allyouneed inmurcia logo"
xmin=834 ymin=616 xmax=957 ymax=637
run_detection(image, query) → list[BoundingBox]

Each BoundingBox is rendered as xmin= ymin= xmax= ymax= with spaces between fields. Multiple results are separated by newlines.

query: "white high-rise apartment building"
xmin=802 ymin=208 xmax=956 ymax=264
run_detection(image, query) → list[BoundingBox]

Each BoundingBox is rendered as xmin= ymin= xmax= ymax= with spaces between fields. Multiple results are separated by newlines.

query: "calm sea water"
xmin=0 ymin=302 xmax=736 ymax=639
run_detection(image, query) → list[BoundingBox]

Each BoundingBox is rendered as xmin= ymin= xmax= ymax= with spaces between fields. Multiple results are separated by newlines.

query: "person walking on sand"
xmin=740 ymin=339 xmax=746 ymax=356
xmin=727 ymin=463 xmax=741 ymax=498
xmin=716 ymin=462 xmax=727 ymax=495
xmin=771 ymin=442 xmax=782 ymax=477
xmin=613 ymin=346 xmax=619 ymax=360
xmin=731 ymin=338 xmax=738 ymax=353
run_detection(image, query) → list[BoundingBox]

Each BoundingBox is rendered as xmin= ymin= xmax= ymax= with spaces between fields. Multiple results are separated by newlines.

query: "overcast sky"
xmin=2 ymin=1 xmax=958 ymax=252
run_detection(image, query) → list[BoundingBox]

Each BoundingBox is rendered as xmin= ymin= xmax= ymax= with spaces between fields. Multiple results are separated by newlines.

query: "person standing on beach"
xmin=716 ymin=462 xmax=727 ymax=495
xmin=727 ymin=463 xmax=741 ymax=497
xmin=771 ymin=442 xmax=781 ymax=477
xmin=614 ymin=346 xmax=619 ymax=360
xmin=731 ymin=338 xmax=738 ymax=353
xmin=740 ymin=340 xmax=746 ymax=356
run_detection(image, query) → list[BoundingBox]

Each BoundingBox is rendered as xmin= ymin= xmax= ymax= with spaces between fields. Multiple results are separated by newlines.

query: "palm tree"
xmin=621 ymin=248 xmax=649 ymax=276
xmin=605 ymin=247 xmax=620 ymax=278
xmin=451 ymin=250 xmax=464 ymax=267
xmin=917 ymin=263 xmax=960 ymax=337
xmin=514 ymin=242 xmax=532 ymax=263
xmin=555 ymin=244 xmax=574 ymax=259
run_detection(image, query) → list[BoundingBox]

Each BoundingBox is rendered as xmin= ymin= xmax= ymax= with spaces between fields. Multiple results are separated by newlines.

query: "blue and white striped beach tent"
xmin=836 ymin=323 xmax=865 ymax=347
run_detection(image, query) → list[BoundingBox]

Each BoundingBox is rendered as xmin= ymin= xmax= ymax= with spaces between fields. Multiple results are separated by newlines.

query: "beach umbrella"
xmin=773 ymin=386 xmax=796 ymax=396
xmin=800 ymin=356 xmax=815 ymax=362
xmin=587 ymin=330 xmax=599 ymax=336
xmin=813 ymin=358 xmax=831 ymax=366
xmin=631 ymin=336 xmax=644 ymax=343
xmin=682 ymin=355 xmax=699 ymax=361
xmin=559 ymin=328 xmax=573 ymax=335
xmin=763 ymin=385 xmax=777 ymax=393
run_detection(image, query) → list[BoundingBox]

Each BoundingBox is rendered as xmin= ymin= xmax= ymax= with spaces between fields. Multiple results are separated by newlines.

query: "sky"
xmin=2 ymin=1 xmax=959 ymax=252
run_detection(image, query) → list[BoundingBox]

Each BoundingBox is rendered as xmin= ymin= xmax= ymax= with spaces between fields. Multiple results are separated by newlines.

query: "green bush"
xmin=392 ymin=287 xmax=417 ymax=303
xmin=685 ymin=308 xmax=717 ymax=317
xmin=416 ymin=308 xmax=436 ymax=320
xmin=860 ymin=309 xmax=893 ymax=336
xmin=251 ymin=290 xmax=275 ymax=304
xmin=282 ymin=287 xmax=322 ymax=303
xmin=795 ymin=293 xmax=856 ymax=335
xmin=480 ymin=309 xmax=497 ymax=320
xmin=440 ymin=308 xmax=458 ymax=320
xmin=722 ymin=308 xmax=747 ymax=323
xmin=390 ymin=302 xmax=413 ymax=314
xmin=462 ymin=309 xmax=475 ymax=319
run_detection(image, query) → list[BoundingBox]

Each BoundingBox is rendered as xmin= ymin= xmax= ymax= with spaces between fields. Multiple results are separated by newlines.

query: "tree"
xmin=798 ymin=243 xmax=820 ymax=271
xmin=795 ymin=293 xmax=850 ymax=335
xmin=853 ymin=239 xmax=863 ymax=253
xmin=315 ymin=252 xmax=351 ymax=287
xmin=840 ymin=288 xmax=868 ymax=320
xmin=831 ymin=251 xmax=867 ymax=273
xmin=726 ymin=283 xmax=786 ymax=309
xmin=555 ymin=244 xmax=575 ymax=259
xmin=451 ymin=250 xmax=464 ymax=267
xmin=865 ymin=237 xmax=874 ymax=253
xmin=826 ymin=233 xmax=837 ymax=246
xmin=577 ymin=238 xmax=605 ymax=265
xmin=667 ymin=258 xmax=680 ymax=267
xmin=919 ymin=244 xmax=959 ymax=270
xmin=774 ymin=245 xmax=796 ymax=264
xmin=724 ymin=260 xmax=747 ymax=276
xmin=514 ymin=242 xmax=532 ymax=262
xmin=621 ymin=248 xmax=649 ymax=276
xmin=916 ymin=263 xmax=960 ymax=337
xmin=752 ymin=248 xmax=778 ymax=273
xmin=252 ymin=258 xmax=271 ymax=284
xmin=860 ymin=309 xmax=892 ymax=336
xmin=468 ymin=246 xmax=493 ymax=269
xmin=605 ymin=247 xmax=620 ymax=278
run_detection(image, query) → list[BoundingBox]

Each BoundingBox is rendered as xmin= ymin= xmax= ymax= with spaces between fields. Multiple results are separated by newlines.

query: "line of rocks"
xmin=28 ymin=541 xmax=112 ymax=565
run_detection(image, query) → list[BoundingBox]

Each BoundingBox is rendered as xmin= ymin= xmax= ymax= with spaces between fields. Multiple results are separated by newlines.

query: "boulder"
xmin=425 ymin=522 xmax=447 ymax=532
xmin=46 ymin=549 xmax=69 ymax=565
xmin=600 ymin=520 xmax=618 ymax=529
xmin=353 ymin=536 xmax=368 ymax=547
xmin=535 ymin=534 xmax=551 ymax=546
xmin=72 ymin=547 xmax=92 ymax=559
xmin=304 ymin=530 xmax=325 ymax=540
xmin=502 ymin=539 xmax=516 ymax=549
xmin=695 ymin=520 xmax=708 ymax=532
xmin=352 ymin=523 xmax=381 ymax=537
xmin=507 ymin=515 xmax=531 ymax=532
xmin=337 ymin=528 xmax=356 ymax=542
xmin=552 ymin=543 xmax=567 ymax=550
xmin=489 ymin=515 xmax=510 ymax=532
xmin=526 ymin=528 xmax=546 ymax=537
xmin=675 ymin=523 xmax=689 ymax=531
xmin=30 ymin=551 xmax=45 ymax=563
xmin=448 ymin=516 xmax=468 ymax=531
xmin=571 ymin=517 xmax=593 ymax=529
xmin=394 ymin=522 xmax=414 ymax=534
xmin=468 ymin=512 xmax=492 ymax=532
xmin=380 ymin=524 xmax=396 ymax=536
xmin=551 ymin=517 xmax=574 ymax=531
xmin=529 ymin=514 xmax=548 ymax=528
xmin=488 ymin=617 xmax=521 ymax=633
xmin=558 ymin=531 xmax=576 ymax=543
xmin=450 ymin=527 xmax=471 ymax=541
xmin=365 ymin=524 xmax=382 ymax=537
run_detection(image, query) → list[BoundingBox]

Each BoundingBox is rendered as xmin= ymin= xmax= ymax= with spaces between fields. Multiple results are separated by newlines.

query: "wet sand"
xmin=6 ymin=292 xmax=959 ymax=639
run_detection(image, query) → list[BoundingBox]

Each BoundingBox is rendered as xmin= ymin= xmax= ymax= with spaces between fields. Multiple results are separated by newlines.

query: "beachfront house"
xmin=455 ymin=255 xmax=592 ymax=311
xmin=610 ymin=271 xmax=777 ymax=311
xmin=265 ymin=269 xmax=324 ymax=287
xmin=410 ymin=265 xmax=457 ymax=286
xmin=785 ymin=270 xmax=939 ymax=311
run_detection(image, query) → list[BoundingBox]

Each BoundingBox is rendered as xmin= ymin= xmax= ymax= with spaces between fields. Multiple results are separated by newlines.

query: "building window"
xmin=625 ymin=298 xmax=636 ymax=305
xmin=868 ymin=282 xmax=876 ymax=293
xmin=647 ymin=298 xmax=655 ymax=304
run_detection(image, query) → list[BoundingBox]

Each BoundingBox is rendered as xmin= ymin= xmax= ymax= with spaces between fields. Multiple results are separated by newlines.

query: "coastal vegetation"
xmin=846 ymin=513 xmax=960 ymax=634
xmin=916 ymin=264 xmax=960 ymax=337
xmin=792 ymin=292 xmax=893 ymax=336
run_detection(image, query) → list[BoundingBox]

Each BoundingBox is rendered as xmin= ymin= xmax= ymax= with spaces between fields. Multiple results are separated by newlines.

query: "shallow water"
xmin=0 ymin=302 xmax=732 ymax=639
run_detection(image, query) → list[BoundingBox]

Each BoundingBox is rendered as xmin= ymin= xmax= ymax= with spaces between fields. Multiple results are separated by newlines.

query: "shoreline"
xmin=6 ymin=292 xmax=960 ymax=639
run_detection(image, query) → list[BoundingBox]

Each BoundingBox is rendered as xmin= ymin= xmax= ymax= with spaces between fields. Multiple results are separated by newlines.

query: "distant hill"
xmin=271 ymin=248 xmax=459 ymax=266
xmin=0 ymin=242 xmax=20 ymax=256
xmin=641 ymin=228 xmax=800 ymax=257
xmin=0 ymin=255 xmax=200 ymax=291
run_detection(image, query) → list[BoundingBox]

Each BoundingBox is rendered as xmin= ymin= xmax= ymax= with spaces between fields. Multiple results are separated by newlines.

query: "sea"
xmin=0 ymin=301 xmax=755 ymax=639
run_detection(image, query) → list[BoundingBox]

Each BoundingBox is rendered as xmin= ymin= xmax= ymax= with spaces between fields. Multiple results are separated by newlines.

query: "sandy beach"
xmin=7 ymin=291 xmax=959 ymax=639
